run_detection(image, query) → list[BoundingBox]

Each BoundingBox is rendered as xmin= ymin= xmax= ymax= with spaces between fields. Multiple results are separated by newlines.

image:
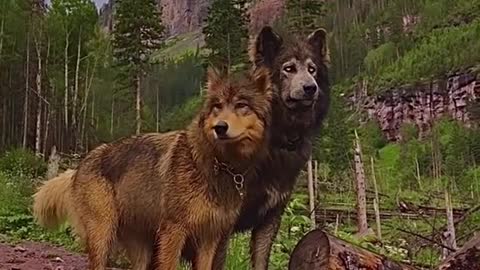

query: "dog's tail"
xmin=33 ymin=169 xmax=77 ymax=230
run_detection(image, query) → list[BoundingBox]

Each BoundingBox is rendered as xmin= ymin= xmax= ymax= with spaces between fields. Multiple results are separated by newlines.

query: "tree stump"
xmin=288 ymin=229 xmax=416 ymax=270
xmin=437 ymin=232 xmax=480 ymax=270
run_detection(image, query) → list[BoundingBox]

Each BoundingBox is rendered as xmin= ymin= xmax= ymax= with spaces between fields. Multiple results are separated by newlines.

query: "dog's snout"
xmin=303 ymin=84 xmax=317 ymax=97
xmin=213 ymin=121 xmax=229 ymax=137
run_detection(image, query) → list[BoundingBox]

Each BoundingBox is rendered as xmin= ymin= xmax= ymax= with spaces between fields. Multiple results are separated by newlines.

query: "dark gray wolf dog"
xmin=209 ymin=26 xmax=331 ymax=269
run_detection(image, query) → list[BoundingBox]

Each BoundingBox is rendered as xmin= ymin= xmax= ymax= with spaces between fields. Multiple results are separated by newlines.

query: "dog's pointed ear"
xmin=252 ymin=67 xmax=272 ymax=95
xmin=307 ymin=28 xmax=330 ymax=65
xmin=206 ymin=67 xmax=224 ymax=93
xmin=249 ymin=26 xmax=283 ymax=68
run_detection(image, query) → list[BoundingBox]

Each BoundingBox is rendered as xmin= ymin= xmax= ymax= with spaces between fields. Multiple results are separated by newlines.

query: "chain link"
xmin=214 ymin=158 xmax=246 ymax=198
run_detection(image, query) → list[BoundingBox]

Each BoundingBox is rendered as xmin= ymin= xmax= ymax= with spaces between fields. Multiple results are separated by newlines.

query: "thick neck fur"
xmin=185 ymin=118 xmax=268 ymax=187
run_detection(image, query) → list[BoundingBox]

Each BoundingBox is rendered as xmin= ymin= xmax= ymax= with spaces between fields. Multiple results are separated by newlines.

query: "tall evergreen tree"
xmin=285 ymin=0 xmax=325 ymax=35
xmin=112 ymin=0 xmax=164 ymax=134
xmin=202 ymin=0 xmax=250 ymax=69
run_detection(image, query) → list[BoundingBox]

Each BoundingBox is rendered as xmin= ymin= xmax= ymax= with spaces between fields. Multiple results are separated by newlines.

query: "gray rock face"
xmin=98 ymin=0 xmax=286 ymax=37
xmin=349 ymin=71 xmax=480 ymax=141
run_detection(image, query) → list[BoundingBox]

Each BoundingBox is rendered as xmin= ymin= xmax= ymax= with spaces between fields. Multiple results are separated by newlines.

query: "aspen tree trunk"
xmin=354 ymin=129 xmax=368 ymax=235
xmin=73 ymin=29 xmax=82 ymax=127
xmin=43 ymin=105 xmax=50 ymax=157
xmin=23 ymin=34 xmax=30 ymax=149
xmin=370 ymin=157 xmax=382 ymax=240
xmin=307 ymin=155 xmax=316 ymax=229
xmin=34 ymin=38 xmax=42 ymax=155
xmin=110 ymin=95 xmax=115 ymax=137
xmin=156 ymin=88 xmax=159 ymax=132
xmin=43 ymin=38 xmax=51 ymax=156
xmin=314 ymin=160 xmax=318 ymax=200
xmin=64 ymin=32 xmax=70 ymax=130
xmin=443 ymin=189 xmax=457 ymax=259
xmin=81 ymin=52 xmax=98 ymax=147
xmin=135 ymin=72 xmax=142 ymax=135
xmin=0 ymin=15 xmax=4 ymax=62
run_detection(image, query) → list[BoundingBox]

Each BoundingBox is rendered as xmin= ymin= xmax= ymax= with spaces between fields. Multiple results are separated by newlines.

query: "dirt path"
xmin=0 ymin=241 xmax=91 ymax=270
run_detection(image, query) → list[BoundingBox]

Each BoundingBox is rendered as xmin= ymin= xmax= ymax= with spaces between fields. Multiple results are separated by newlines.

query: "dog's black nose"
xmin=303 ymin=84 xmax=317 ymax=97
xmin=213 ymin=121 xmax=229 ymax=137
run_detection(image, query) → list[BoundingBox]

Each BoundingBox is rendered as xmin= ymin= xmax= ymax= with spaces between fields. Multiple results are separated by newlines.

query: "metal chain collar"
xmin=213 ymin=158 xmax=246 ymax=198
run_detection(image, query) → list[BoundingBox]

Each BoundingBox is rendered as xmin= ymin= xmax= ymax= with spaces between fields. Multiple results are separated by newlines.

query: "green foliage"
xmin=364 ymin=42 xmax=397 ymax=74
xmin=144 ymin=51 xmax=205 ymax=113
xmin=0 ymin=172 xmax=33 ymax=216
xmin=358 ymin=120 xmax=388 ymax=158
xmin=159 ymin=96 xmax=203 ymax=132
xmin=0 ymin=150 xmax=77 ymax=250
xmin=314 ymin=87 xmax=354 ymax=171
xmin=0 ymin=149 xmax=46 ymax=178
xmin=202 ymin=0 xmax=250 ymax=68
xmin=372 ymin=19 xmax=480 ymax=90
xmin=285 ymin=0 xmax=325 ymax=35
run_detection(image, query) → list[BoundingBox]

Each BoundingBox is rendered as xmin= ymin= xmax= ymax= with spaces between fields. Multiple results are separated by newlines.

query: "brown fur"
xmin=52 ymin=67 xmax=273 ymax=270
xmin=32 ymin=27 xmax=330 ymax=270
xmin=32 ymin=169 xmax=85 ymax=241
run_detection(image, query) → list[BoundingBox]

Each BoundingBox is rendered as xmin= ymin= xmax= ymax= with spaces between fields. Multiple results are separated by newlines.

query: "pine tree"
xmin=112 ymin=0 xmax=164 ymax=134
xmin=202 ymin=0 xmax=250 ymax=69
xmin=285 ymin=0 xmax=325 ymax=35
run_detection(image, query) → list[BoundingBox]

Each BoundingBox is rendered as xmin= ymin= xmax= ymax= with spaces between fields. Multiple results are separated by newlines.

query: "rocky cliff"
xmin=349 ymin=69 xmax=480 ymax=141
xmin=99 ymin=0 xmax=285 ymax=36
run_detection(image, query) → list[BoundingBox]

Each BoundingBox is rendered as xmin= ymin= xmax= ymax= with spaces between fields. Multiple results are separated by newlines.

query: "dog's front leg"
xmin=194 ymin=237 xmax=224 ymax=270
xmin=153 ymin=223 xmax=187 ymax=270
xmin=249 ymin=208 xmax=283 ymax=270
xmin=211 ymin=234 xmax=229 ymax=270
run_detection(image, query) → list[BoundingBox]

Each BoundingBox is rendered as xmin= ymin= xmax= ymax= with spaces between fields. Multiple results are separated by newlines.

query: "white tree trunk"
xmin=110 ymin=95 xmax=115 ymax=137
xmin=354 ymin=129 xmax=369 ymax=235
xmin=64 ymin=32 xmax=70 ymax=129
xmin=34 ymin=38 xmax=42 ymax=155
xmin=443 ymin=189 xmax=457 ymax=259
xmin=73 ymin=29 xmax=82 ymax=127
xmin=0 ymin=16 xmax=4 ymax=62
xmin=415 ymin=155 xmax=422 ymax=190
xmin=314 ymin=160 xmax=318 ymax=200
xmin=80 ymin=49 xmax=98 ymax=145
xmin=156 ymin=88 xmax=159 ymax=132
xmin=307 ymin=155 xmax=316 ymax=230
xmin=23 ymin=34 xmax=30 ymax=149
xmin=43 ymin=105 xmax=50 ymax=157
xmin=136 ymin=72 xmax=142 ymax=135
xmin=371 ymin=157 xmax=382 ymax=240
xmin=91 ymin=89 xmax=95 ymax=129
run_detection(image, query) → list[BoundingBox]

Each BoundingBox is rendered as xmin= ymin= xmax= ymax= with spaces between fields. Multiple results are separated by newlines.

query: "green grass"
xmin=152 ymin=31 xmax=206 ymax=61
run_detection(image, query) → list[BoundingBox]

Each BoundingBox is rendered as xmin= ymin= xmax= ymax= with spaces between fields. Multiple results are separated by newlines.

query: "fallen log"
xmin=437 ymin=232 xmax=480 ymax=270
xmin=288 ymin=229 xmax=416 ymax=270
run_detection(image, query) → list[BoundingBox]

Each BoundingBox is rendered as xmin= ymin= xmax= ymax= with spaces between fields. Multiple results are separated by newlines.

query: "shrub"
xmin=0 ymin=148 xmax=47 ymax=178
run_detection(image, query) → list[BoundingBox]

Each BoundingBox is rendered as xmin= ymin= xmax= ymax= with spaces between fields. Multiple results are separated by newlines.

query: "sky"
xmin=45 ymin=0 xmax=108 ymax=10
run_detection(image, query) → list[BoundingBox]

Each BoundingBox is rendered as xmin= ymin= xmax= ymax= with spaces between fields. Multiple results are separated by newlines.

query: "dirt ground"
xmin=0 ymin=241 xmax=94 ymax=270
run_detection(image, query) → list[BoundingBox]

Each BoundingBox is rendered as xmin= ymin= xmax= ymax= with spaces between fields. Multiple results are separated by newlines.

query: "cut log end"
xmin=288 ymin=230 xmax=331 ymax=269
xmin=289 ymin=229 xmax=416 ymax=270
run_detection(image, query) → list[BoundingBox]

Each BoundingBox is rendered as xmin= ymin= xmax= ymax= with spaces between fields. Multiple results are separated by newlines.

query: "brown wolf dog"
xmin=207 ymin=26 xmax=331 ymax=270
xmin=33 ymin=67 xmax=273 ymax=270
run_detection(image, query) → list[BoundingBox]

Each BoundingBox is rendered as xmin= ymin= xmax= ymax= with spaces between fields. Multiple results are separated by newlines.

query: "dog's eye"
xmin=283 ymin=66 xmax=296 ymax=73
xmin=308 ymin=66 xmax=316 ymax=74
xmin=212 ymin=103 xmax=223 ymax=110
xmin=235 ymin=102 xmax=249 ymax=109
